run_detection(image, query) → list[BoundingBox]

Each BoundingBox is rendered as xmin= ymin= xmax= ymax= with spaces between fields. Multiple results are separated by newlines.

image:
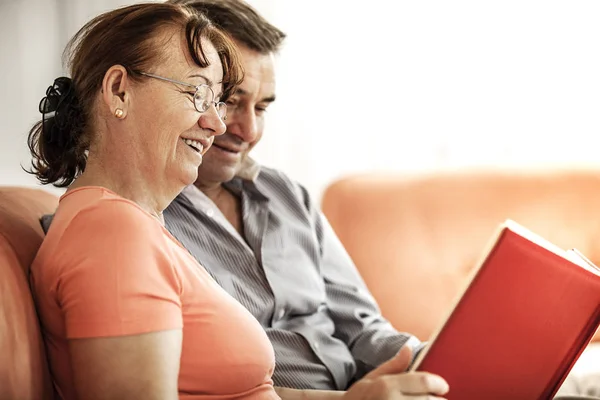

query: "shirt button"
xmin=277 ymin=308 xmax=285 ymax=319
xmin=313 ymin=342 xmax=320 ymax=353
xmin=205 ymin=208 xmax=215 ymax=218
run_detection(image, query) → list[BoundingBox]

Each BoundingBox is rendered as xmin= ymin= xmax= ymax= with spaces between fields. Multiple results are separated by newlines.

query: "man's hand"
xmin=342 ymin=346 xmax=450 ymax=399
xmin=275 ymin=347 xmax=449 ymax=400
xmin=363 ymin=345 xmax=414 ymax=380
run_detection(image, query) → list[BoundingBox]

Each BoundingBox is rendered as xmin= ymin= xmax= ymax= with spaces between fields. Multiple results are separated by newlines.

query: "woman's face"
xmin=125 ymin=31 xmax=227 ymax=189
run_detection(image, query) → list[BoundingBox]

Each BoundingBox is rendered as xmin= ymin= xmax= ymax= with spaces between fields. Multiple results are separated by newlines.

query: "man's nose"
xmin=227 ymin=107 xmax=259 ymax=142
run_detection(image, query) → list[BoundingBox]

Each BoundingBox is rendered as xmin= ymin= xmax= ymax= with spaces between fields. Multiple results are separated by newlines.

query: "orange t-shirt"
xmin=30 ymin=187 xmax=279 ymax=400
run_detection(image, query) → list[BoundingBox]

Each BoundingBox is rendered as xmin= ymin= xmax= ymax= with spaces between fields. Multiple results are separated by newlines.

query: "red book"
xmin=410 ymin=219 xmax=600 ymax=400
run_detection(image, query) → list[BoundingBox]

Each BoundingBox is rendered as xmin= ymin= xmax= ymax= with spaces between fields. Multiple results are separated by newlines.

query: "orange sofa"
xmin=3 ymin=168 xmax=600 ymax=398
xmin=321 ymin=168 xmax=600 ymax=350
xmin=0 ymin=187 xmax=57 ymax=399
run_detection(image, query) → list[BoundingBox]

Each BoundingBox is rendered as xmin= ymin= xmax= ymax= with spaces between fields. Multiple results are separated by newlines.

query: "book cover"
xmin=410 ymin=220 xmax=600 ymax=399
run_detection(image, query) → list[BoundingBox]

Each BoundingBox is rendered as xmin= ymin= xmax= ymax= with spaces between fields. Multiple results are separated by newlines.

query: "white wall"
xmin=2 ymin=1 xmax=600 ymax=199
xmin=0 ymin=0 xmax=139 ymax=193
xmin=1 ymin=0 xmax=60 ymax=189
xmin=259 ymin=0 xmax=600 ymax=198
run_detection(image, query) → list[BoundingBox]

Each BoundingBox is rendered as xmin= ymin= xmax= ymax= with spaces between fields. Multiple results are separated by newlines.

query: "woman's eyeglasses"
xmin=139 ymin=72 xmax=227 ymax=120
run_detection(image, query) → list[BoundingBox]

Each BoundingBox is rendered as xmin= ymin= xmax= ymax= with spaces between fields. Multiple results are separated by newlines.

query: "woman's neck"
xmin=71 ymin=154 xmax=176 ymax=222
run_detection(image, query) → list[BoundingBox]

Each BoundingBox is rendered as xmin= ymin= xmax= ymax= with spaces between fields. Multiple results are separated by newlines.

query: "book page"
xmin=565 ymin=248 xmax=600 ymax=275
xmin=504 ymin=220 xmax=600 ymax=276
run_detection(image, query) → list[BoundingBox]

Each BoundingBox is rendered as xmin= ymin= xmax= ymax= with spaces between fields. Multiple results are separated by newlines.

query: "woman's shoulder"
xmin=60 ymin=186 xmax=160 ymax=230
xmin=37 ymin=186 xmax=176 ymax=276
xmin=48 ymin=186 xmax=168 ymax=253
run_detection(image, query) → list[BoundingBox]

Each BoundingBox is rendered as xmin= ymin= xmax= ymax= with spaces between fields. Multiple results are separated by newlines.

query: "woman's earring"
xmin=114 ymin=108 xmax=124 ymax=119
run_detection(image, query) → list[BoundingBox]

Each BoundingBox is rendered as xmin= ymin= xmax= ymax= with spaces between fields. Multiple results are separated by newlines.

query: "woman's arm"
xmin=275 ymin=372 xmax=449 ymax=400
xmin=275 ymin=387 xmax=345 ymax=400
xmin=275 ymin=347 xmax=449 ymax=400
xmin=48 ymin=204 xmax=185 ymax=400
xmin=69 ymin=329 xmax=182 ymax=400
xmin=275 ymin=387 xmax=346 ymax=400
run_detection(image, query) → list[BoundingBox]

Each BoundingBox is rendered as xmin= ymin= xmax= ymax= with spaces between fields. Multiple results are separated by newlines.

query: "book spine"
xmin=542 ymin=305 xmax=600 ymax=399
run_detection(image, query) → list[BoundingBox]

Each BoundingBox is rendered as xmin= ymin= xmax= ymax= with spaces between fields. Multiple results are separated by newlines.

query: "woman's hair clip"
xmin=39 ymin=77 xmax=80 ymax=144
xmin=39 ymin=77 xmax=75 ymax=115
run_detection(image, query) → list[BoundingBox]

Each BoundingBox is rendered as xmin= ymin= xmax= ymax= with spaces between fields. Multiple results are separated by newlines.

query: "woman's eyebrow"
xmin=188 ymin=73 xmax=212 ymax=86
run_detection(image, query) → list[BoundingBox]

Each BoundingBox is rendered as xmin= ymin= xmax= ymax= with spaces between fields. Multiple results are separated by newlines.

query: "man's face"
xmin=195 ymin=43 xmax=276 ymax=185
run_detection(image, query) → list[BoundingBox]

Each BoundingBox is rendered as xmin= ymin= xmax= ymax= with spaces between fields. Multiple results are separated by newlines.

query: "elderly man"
xmin=163 ymin=0 xmax=600 ymax=398
xmin=165 ymin=0 xmax=422 ymax=391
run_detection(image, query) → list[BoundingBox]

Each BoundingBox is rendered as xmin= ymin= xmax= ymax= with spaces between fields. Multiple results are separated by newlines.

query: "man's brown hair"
xmin=170 ymin=0 xmax=286 ymax=54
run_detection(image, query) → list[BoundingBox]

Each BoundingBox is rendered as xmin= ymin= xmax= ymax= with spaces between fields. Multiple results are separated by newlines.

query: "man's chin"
xmin=196 ymin=162 xmax=239 ymax=185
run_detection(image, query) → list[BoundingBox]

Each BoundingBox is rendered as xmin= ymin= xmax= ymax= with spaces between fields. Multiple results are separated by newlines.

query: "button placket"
xmin=313 ymin=342 xmax=320 ymax=354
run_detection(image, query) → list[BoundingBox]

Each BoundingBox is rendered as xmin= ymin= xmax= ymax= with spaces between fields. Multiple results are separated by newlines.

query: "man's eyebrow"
xmin=234 ymin=88 xmax=276 ymax=103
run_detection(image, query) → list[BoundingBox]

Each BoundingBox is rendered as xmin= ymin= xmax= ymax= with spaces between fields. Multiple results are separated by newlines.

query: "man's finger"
xmin=393 ymin=372 xmax=450 ymax=396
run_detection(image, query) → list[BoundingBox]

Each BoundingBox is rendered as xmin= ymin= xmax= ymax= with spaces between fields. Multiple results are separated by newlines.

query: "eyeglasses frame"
xmin=138 ymin=71 xmax=227 ymax=120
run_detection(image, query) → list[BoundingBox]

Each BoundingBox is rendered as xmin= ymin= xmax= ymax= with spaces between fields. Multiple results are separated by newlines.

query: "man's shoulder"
xmin=256 ymin=165 xmax=290 ymax=183
xmin=254 ymin=166 xmax=313 ymax=212
xmin=255 ymin=166 xmax=303 ymax=195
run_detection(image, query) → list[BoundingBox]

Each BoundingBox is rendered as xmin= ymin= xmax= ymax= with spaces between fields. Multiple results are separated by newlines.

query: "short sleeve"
xmin=53 ymin=199 xmax=183 ymax=339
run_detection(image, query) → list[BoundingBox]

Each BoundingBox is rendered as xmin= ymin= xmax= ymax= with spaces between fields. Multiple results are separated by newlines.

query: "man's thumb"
xmin=363 ymin=345 xmax=413 ymax=379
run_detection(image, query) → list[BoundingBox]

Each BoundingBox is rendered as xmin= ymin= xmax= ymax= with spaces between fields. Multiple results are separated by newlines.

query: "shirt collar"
xmin=235 ymin=156 xmax=261 ymax=182
xmin=180 ymin=156 xmax=268 ymax=202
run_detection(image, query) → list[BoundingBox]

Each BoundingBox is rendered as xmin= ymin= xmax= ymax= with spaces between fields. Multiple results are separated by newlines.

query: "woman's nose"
xmin=198 ymin=103 xmax=226 ymax=136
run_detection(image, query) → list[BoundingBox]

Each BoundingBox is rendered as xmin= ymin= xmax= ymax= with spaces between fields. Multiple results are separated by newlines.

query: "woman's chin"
xmin=173 ymin=165 xmax=199 ymax=190
xmin=181 ymin=168 xmax=199 ymax=187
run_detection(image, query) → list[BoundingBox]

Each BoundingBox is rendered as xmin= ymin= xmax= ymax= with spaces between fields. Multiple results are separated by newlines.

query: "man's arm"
xmin=298 ymin=184 xmax=423 ymax=380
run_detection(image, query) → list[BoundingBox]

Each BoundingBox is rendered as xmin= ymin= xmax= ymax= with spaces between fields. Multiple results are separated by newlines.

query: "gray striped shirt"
xmin=163 ymin=165 xmax=422 ymax=390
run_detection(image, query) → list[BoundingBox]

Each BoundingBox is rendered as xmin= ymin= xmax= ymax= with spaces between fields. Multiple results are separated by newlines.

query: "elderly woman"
xmin=27 ymin=3 xmax=448 ymax=400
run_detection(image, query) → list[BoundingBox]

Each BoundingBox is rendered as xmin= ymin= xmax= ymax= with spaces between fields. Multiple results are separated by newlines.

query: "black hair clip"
xmin=39 ymin=77 xmax=78 ymax=144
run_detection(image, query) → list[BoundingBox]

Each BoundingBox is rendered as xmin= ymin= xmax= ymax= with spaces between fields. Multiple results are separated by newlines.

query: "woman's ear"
xmin=101 ymin=65 xmax=130 ymax=119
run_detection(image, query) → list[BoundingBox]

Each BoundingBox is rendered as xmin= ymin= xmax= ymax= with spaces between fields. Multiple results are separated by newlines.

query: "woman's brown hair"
xmin=27 ymin=2 xmax=242 ymax=187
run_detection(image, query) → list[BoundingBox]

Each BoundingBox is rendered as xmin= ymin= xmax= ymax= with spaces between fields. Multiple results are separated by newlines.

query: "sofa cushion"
xmin=0 ymin=186 xmax=58 ymax=399
xmin=321 ymin=169 xmax=600 ymax=343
